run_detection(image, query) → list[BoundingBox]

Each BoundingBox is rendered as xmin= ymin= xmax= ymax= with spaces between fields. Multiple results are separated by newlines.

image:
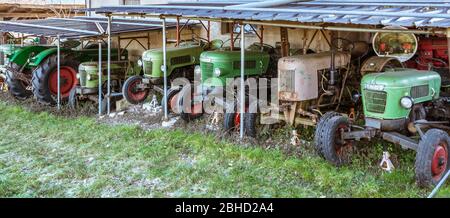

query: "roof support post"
xmin=239 ymin=22 xmax=245 ymax=139
xmin=98 ymin=40 xmax=103 ymax=116
xmin=176 ymin=16 xmax=180 ymax=46
xmin=447 ymin=28 xmax=450 ymax=74
xmin=207 ymin=21 xmax=211 ymax=42
xmin=162 ymin=17 xmax=169 ymax=121
xmin=280 ymin=27 xmax=289 ymax=57
xmin=56 ymin=34 xmax=61 ymax=110
xmin=107 ymin=15 xmax=112 ymax=115
xmin=230 ymin=22 xmax=235 ymax=51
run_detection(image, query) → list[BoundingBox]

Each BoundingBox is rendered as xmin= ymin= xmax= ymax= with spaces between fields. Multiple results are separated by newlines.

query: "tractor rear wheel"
xmin=5 ymin=62 xmax=32 ymax=100
xmin=32 ymin=54 xmax=79 ymax=105
xmin=318 ymin=115 xmax=353 ymax=166
xmin=122 ymin=75 xmax=149 ymax=105
xmin=314 ymin=112 xmax=341 ymax=156
xmin=415 ymin=129 xmax=450 ymax=188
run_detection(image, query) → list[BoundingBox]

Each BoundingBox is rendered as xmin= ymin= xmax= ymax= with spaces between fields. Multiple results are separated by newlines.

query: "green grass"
xmin=0 ymin=102 xmax=448 ymax=197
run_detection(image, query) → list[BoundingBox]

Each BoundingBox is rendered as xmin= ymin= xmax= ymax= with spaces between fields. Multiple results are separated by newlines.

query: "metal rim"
xmin=432 ymin=142 xmax=448 ymax=181
xmin=127 ymin=78 xmax=148 ymax=103
xmin=49 ymin=66 xmax=77 ymax=97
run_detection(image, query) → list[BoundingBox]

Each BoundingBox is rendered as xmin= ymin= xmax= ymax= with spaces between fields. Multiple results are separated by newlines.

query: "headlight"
xmin=86 ymin=75 xmax=91 ymax=80
xmin=76 ymin=74 xmax=80 ymax=79
xmin=214 ymin=68 xmax=221 ymax=77
xmin=137 ymin=59 xmax=143 ymax=67
xmin=400 ymin=96 xmax=413 ymax=109
xmin=194 ymin=65 xmax=201 ymax=75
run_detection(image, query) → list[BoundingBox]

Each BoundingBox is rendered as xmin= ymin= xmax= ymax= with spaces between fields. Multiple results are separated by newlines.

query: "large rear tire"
xmin=5 ymin=62 xmax=32 ymax=100
xmin=415 ymin=129 xmax=450 ymax=188
xmin=32 ymin=54 xmax=79 ymax=105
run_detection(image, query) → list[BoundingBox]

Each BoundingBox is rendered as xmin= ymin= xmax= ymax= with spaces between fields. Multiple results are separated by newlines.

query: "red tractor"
xmin=405 ymin=37 xmax=449 ymax=73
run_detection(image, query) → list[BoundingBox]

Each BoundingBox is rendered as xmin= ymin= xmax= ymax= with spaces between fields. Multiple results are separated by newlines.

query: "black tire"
xmin=68 ymin=87 xmax=78 ymax=109
xmin=244 ymin=112 xmax=258 ymax=137
xmin=314 ymin=112 xmax=341 ymax=156
xmin=224 ymin=112 xmax=238 ymax=132
xmin=32 ymin=54 xmax=80 ymax=105
xmin=415 ymin=129 xmax=450 ymax=188
xmin=162 ymin=87 xmax=182 ymax=113
xmin=5 ymin=62 xmax=32 ymax=100
xmin=122 ymin=75 xmax=149 ymax=105
xmin=318 ymin=115 xmax=352 ymax=166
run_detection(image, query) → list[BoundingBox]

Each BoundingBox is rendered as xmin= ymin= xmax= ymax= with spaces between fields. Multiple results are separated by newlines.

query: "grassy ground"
xmin=0 ymin=102 xmax=448 ymax=197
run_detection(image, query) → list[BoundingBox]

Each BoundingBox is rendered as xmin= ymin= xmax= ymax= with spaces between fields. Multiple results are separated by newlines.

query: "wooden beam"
xmin=0 ymin=13 xmax=51 ymax=18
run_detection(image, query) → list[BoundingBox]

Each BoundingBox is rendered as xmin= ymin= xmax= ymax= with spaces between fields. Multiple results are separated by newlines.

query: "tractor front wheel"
xmin=32 ymin=54 xmax=79 ymax=105
xmin=5 ymin=62 xmax=32 ymax=100
xmin=415 ymin=129 xmax=450 ymax=188
xmin=69 ymin=88 xmax=108 ymax=114
xmin=122 ymin=75 xmax=149 ymax=105
xmin=314 ymin=112 xmax=341 ymax=156
xmin=177 ymin=87 xmax=203 ymax=122
xmin=317 ymin=115 xmax=353 ymax=166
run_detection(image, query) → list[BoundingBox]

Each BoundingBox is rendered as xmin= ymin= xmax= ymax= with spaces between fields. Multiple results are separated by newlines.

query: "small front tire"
xmin=318 ymin=115 xmax=353 ymax=166
xmin=415 ymin=129 xmax=450 ymax=188
xmin=122 ymin=75 xmax=149 ymax=105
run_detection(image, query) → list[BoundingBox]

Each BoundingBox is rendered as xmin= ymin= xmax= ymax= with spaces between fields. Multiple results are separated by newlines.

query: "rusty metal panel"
xmin=278 ymin=52 xmax=351 ymax=102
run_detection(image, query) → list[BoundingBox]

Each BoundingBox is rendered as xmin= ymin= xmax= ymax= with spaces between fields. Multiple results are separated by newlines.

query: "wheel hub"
xmin=432 ymin=144 xmax=448 ymax=180
xmin=127 ymin=80 xmax=147 ymax=101
xmin=335 ymin=124 xmax=351 ymax=156
xmin=234 ymin=113 xmax=241 ymax=127
xmin=49 ymin=66 xmax=77 ymax=97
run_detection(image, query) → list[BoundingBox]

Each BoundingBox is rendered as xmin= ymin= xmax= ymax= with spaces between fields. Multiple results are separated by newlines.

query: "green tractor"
xmin=4 ymin=41 xmax=123 ymax=104
xmin=4 ymin=45 xmax=51 ymax=99
xmin=168 ymin=42 xmax=278 ymax=122
xmin=315 ymin=69 xmax=450 ymax=187
xmin=122 ymin=40 xmax=223 ymax=105
xmin=68 ymin=60 xmax=141 ymax=112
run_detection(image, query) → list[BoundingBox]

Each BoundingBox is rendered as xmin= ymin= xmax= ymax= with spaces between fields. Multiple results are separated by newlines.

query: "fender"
xmin=9 ymin=46 xmax=51 ymax=68
xmin=28 ymin=47 xmax=72 ymax=67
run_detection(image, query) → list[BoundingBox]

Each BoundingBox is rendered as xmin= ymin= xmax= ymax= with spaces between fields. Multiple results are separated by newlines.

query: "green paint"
xmin=142 ymin=45 xmax=204 ymax=79
xmin=361 ymin=70 xmax=441 ymax=120
xmin=199 ymin=49 xmax=270 ymax=87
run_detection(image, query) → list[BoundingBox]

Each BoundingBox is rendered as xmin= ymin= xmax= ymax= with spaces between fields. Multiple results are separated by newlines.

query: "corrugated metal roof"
xmin=91 ymin=0 xmax=450 ymax=28
xmin=0 ymin=16 xmax=178 ymax=39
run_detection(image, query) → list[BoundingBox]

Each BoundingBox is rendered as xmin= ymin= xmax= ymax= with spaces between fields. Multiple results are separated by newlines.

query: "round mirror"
xmin=372 ymin=26 xmax=418 ymax=62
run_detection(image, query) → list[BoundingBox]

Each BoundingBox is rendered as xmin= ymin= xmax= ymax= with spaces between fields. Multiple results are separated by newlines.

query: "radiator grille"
xmin=364 ymin=90 xmax=387 ymax=113
xmin=171 ymin=55 xmax=191 ymax=65
xmin=143 ymin=61 xmax=152 ymax=75
xmin=411 ymin=85 xmax=429 ymax=99
xmin=279 ymin=70 xmax=296 ymax=92
xmin=233 ymin=60 xmax=256 ymax=70
xmin=201 ymin=62 xmax=214 ymax=78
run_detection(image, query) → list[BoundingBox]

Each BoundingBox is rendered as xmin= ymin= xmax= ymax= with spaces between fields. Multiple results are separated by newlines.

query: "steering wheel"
xmin=416 ymin=57 xmax=449 ymax=69
xmin=331 ymin=37 xmax=355 ymax=52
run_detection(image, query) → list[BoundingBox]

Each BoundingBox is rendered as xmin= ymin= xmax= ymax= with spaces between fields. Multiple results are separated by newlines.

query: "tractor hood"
xmin=142 ymin=45 xmax=203 ymax=61
xmin=361 ymin=70 xmax=441 ymax=89
xmin=200 ymin=50 xmax=268 ymax=62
